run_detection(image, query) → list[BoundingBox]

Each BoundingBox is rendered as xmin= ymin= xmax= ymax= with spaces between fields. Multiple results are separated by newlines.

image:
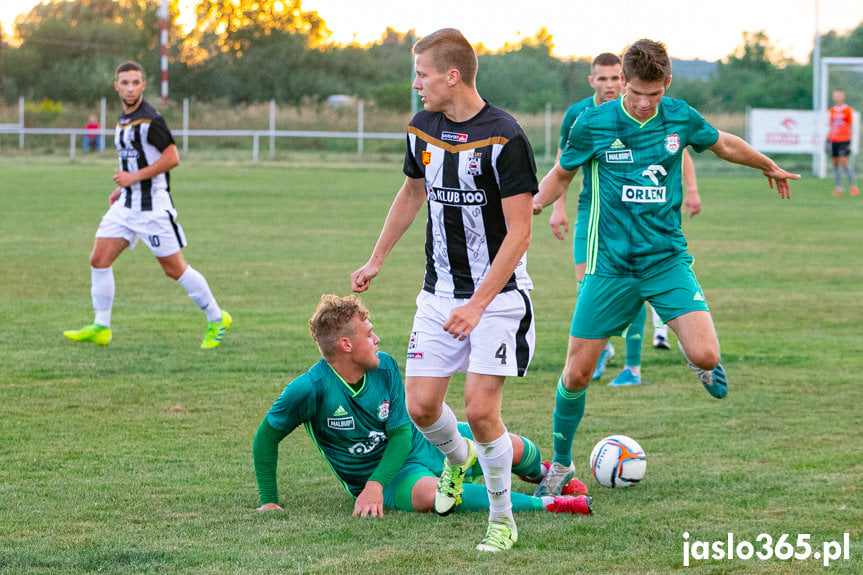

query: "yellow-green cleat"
xmin=63 ymin=323 xmax=112 ymax=346
xmin=476 ymin=520 xmax=518 ymax=552
xmin=201 ymin=311 xmax=232 ymax=349
xmin=434 ymin=437 xmax=477 ymax=516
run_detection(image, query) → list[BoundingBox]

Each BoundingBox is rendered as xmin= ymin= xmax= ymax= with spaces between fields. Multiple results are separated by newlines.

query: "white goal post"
xmin=817 ymin=57 xmax=863 ymax=178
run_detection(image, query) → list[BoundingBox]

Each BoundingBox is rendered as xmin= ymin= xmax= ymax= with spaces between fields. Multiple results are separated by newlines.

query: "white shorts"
xmin=406 ymin=289 xmax=535 ymax=378
xmin=96 ymin=202 xmax=187 ymax=258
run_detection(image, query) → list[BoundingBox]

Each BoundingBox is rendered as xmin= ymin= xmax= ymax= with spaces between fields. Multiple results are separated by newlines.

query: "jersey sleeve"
xmin=559 ymin=113 xmax=594 ymax=171
xmin=559 ymin=105 xmax=581 ymax=150
xmin=496 ymin=134 xmax=538 ymax=198
xmin=403 ymin=130 xmax=424 ymax=179
xmin=265 ymin=373 xmax=318 ymax=434
xmin=685 ymin=106 xmax=719 ymax=152
xmin=147 ymin=116 xmax=176 ymax=152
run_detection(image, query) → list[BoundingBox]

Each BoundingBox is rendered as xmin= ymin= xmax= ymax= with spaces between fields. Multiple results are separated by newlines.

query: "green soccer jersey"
xmin=560 ymin=96 xmax=719 ymax=278
xmin=265 ymin=352 xmax=440 ymax=497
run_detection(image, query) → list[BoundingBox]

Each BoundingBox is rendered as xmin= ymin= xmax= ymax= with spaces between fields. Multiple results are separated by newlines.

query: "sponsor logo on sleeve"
xmin=422 ymin=150 xmax=431 ymax=165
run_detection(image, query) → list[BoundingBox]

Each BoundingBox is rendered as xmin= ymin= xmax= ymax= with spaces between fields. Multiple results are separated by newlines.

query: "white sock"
xmin=651 ymin=307 xmax=665 ymax=331
xmin=91 ymin=266 xmax=114 ymax=327
xmin=476 ymin=430 xmax=514 ymax=526
xmin=177 ymin=266 xmax=221 ymax=322
xmin=416 ymin=403 xmax=468 ymax=465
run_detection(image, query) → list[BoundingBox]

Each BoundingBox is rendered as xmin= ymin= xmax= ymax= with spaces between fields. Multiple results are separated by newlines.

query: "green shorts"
xmin=570 ymin=261 xmax=710 ymax=339
xmin=383 ymin=423 xmax=482 ymax=512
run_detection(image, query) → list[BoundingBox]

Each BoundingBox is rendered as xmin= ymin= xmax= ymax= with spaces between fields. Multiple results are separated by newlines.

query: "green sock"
xmin=456 ymin=484 xmax=543 ymax=512
xmin=552 ymin=377 xmax=588 ymax=467
xmin=511 ymin=435 xmax=543 ymax=482
xmin=625 ymin=304 xmax=646 ymax=367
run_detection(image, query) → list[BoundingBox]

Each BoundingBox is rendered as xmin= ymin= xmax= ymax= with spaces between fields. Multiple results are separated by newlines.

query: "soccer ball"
xmin=589 ymin=435 xmax=646 ymax=488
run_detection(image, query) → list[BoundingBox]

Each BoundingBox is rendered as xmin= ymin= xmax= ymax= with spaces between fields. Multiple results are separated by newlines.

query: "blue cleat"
xmin=608 ymin=367 xmax=649 ymax=387
xmin=691 ymin=362 xmax=728 ymax=399
xmin=591 ymin=343 xmax=615 ymax=380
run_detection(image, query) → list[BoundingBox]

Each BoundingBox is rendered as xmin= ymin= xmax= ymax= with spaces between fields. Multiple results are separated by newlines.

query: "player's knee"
xmin=563 ymin=364 xmax=592 ymax=390
xmin=406 ymin=401 xmax=436 ymax=428
xmin=688 ymin=347 xmax=720 ymax=371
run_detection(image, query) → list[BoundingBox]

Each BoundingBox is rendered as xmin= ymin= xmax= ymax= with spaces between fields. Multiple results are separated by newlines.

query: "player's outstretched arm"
xmin=351 ymin=177 xmax=427 ymax=293
xmin=534 ymin=162 xmax=577 ymax=215
xmin=709 ymin=132 xmax=801 ymax=199
xmin=549 ymin=192 xmax=569 ymax=240
xmin=253 ymin=418 xmax=289 ymax=511
xmin=113 ymin=143 xmax=179 ymax=188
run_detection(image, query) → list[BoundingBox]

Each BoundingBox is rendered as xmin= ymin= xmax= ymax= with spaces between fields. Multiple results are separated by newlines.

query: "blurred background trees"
xmin=1 ymin=0 xmax=862 ymax=113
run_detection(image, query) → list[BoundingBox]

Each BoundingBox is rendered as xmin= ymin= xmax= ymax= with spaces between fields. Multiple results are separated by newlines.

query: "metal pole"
xmin=99 ymin=97 xmax=107 ymax=152
xmin=160 ymin=0 xmax=169 ymax=105
xmin=812 ymin=0 xmax=821 ymax=176
xmin=70 ymin=133 xmax=76 ymax=161
xmin=269 ymin=99 xmax=276 ymax=160
xmin=183 ymin=98 xmax=189 ymax=156
xmin=19 ymin=96 xmax=24 ymax=150
xmin=253 ymin=134 xmax=259 ymax=164
xmin=357 ymin=99 xmax=365 ymax=158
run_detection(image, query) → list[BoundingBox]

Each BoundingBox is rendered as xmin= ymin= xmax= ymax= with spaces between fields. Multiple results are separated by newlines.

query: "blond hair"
xmin=413 ymin=28 xmax=478 ymax=87
xmin=309 ymin=294 xmax=369 ymax=359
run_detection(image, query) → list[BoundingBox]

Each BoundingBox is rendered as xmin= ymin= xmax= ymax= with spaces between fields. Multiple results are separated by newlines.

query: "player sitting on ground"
xmin=253 ymin=294 xmax=591 ymax=517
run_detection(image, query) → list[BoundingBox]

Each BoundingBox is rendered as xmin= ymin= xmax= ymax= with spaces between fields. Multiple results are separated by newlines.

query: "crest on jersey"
xmin=665 ymin=134 xmax=680 ymax=154
xmin=422 ymin=150 xmax=431 ymax=165
xmin=378 ymin=401 xmax=390 ymax=420
xmin=466 ymin=156 xmax=482 ymax=176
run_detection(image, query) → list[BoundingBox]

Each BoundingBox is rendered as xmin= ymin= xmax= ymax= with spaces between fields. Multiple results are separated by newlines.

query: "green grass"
xmin=0 ymin=156 xmax=861 ymax=574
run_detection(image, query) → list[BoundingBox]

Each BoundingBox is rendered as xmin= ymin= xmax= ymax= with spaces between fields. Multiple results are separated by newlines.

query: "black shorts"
xmin=831 ymin=141 xmax=851 ymax=158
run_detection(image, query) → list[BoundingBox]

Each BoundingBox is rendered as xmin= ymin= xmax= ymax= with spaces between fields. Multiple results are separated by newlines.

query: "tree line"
xmin=1 ymin=0 xmax=862 ymax=114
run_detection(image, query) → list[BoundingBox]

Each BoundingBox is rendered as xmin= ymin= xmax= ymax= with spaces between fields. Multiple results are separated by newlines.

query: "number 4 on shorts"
xmin=495 ymin=343 xmax=507 ymax=365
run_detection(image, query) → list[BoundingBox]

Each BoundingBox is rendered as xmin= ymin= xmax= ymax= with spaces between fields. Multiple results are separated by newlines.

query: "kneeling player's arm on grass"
xmin=367 ymin=422 xmax=412 ymax=488
xmin=253 ymin=418 xmax=289 ymax=505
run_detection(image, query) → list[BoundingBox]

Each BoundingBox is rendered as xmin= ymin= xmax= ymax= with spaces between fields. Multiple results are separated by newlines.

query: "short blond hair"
xmin=413 ymin=28 xmax=478 ymax=87
xmin=309 ymin=294 xmax=369 ymax=359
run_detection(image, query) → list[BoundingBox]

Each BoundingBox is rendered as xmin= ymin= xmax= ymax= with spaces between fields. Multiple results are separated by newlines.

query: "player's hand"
xmin=256 ymin=503 xmax=283 ymax=512
xmin=353 ymin=481 xmax=384 ymax=518
xmin=113 ymin=169 xmax=138 ymax=188
xmin=549 ymin=205 xmax=569 ymax=240
xmin=532 ymin=199 xmax=544 ymax=216
xmin=683 ymin=190 xmax=701 ymax=217
xmin=762 ymin=166 xmax=801 ymax=200
xmin=351 ymin=262 xmax=380 ymax=293
xmin=108 ymin=188 xmax=122 ymax=206
xmin=443 ymin=301 xmax=483 ymax=341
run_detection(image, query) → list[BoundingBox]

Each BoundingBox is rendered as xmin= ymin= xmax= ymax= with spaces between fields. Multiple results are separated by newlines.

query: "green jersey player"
xmin=549 ymin=52 xmax=703 ymax=390
xmin=253 ymin=295 xmax=590 ymax=518
xmin=531 ymin=39 xmax=799 ymax=497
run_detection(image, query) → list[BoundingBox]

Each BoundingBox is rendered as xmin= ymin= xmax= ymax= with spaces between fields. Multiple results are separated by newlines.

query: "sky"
xmin=2 ymin=0 xmax=863 ymax=63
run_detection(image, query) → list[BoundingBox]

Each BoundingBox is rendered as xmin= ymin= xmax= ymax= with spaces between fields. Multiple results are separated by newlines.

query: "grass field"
xmin=1 ymin=155 xmax=861 ymax=574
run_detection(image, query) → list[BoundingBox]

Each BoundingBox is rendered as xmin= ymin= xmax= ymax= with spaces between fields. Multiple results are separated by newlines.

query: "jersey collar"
xmin=620 ymin=95 xmax=659 ymax=128
xmin=327 ymin=362 xmax=366 ymax=397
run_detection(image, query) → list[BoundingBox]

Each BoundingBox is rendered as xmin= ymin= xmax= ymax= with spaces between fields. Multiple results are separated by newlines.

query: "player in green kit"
xmin=531 ymin=39 xmax=800 ymax=496
xmin=253 ymin=295 xmax=591 ymax=517
xmin=547 ymin=52 xmax=702 ymax=389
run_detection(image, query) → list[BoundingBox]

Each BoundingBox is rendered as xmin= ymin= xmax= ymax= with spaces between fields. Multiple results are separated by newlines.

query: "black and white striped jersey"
xmin=403 ymin=102 xmax=538 ymax=298
xmin=114 ymin=100 xmax=175 ymax=212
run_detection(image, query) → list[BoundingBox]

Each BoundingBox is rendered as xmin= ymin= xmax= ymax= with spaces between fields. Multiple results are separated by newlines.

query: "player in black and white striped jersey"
xmin=351 ymin=29 xmax=538 ymax=552
xmin=63 ymin=61 xmax=231 ymax=350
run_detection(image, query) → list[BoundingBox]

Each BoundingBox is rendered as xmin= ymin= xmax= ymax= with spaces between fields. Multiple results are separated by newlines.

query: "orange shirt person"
xmin=828 ymin=89 xmax=858 ymax=196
